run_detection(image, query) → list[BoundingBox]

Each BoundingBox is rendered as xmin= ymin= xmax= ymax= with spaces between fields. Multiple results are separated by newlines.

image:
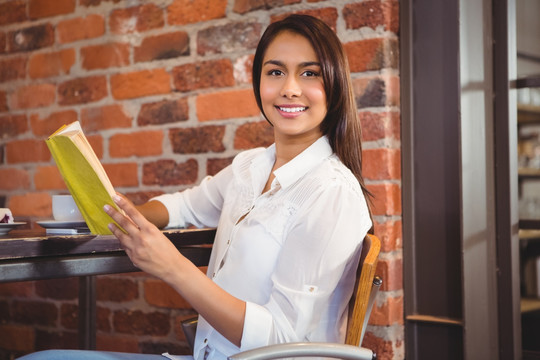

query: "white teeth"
xmin=278 ymin=106 xmax=306 ymax=113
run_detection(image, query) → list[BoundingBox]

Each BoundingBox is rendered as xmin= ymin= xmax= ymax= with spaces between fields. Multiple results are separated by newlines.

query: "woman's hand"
xmin=105 ymin=193 xmax=246 ymax=346
xmin=104 ymin=193 xmax=183 ymax=282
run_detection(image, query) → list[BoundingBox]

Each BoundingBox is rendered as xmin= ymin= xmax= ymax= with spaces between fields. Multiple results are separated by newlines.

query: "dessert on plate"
xmin=0 ymin=208 xmax=14 ymax=224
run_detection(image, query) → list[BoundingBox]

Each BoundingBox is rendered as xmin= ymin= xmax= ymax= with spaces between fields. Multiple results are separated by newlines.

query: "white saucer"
xmin=0 ymin=222 xmax=27 ymax=235
xmin=37 ymin=220 xmax=88 ymax=229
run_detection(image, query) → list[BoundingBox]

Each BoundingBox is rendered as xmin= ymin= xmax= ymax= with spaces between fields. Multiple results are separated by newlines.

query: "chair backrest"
xmin=345 ymin=234 xmax=381 ymax=347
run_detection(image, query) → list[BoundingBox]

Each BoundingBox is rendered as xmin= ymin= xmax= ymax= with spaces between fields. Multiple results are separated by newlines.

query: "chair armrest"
xmin=228 ymin=342 xmax=376 ymax=360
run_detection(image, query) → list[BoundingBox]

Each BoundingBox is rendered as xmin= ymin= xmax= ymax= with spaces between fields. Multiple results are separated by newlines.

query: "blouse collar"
xmin=270 ymin=136 xmax=333 ymax=190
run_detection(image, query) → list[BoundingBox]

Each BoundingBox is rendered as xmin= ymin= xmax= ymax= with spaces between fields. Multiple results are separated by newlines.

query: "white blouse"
xmin=153 ymin=136 xmax=372 ymax=360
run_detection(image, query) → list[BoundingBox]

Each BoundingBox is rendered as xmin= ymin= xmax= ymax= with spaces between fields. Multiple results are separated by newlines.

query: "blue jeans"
xmin=17 ymin=350 xmax=193 ymax=360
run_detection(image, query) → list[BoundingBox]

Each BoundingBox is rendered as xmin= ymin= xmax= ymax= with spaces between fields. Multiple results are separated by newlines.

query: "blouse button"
xmin=204 ymin=338 xmax=208 ymax=343
xmin=227 ymin=239 xmax=230 ymax=245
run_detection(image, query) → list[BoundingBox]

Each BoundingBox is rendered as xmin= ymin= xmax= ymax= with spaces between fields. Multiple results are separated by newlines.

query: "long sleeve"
xmin=151 ymin=165 xmax=233 ymax=229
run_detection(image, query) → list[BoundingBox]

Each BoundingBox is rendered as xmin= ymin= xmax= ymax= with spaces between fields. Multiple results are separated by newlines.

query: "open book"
xmin=46 ymin=121 xmax=123 ymax=235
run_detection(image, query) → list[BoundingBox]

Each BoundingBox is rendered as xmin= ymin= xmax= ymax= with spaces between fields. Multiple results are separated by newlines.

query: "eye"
xmin=301 ymin=70 xmax=320 ymax=77
xmin=267 ymin=69 xmax=284 ymax=76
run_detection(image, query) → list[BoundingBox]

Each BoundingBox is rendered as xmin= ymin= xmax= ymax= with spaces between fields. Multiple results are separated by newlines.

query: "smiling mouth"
xmin=276 ymin=106 xmax=307 ymax=113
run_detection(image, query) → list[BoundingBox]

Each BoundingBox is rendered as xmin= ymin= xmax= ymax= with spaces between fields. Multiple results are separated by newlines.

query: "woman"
xmin=19 ymin=14 xmax=372 ymax=360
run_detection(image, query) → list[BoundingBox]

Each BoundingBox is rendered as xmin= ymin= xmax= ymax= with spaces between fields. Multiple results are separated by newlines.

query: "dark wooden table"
xmin=0 ymin=228 xmax=216 ymax=350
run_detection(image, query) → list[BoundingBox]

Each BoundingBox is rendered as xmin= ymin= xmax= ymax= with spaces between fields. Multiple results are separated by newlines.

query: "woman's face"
xmin=259 ymin=31 xmax=327 ymax=143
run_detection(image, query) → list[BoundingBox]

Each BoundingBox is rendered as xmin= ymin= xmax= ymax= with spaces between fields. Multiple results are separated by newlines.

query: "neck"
xmin=273 ymin=133 xmax=321 ymax=169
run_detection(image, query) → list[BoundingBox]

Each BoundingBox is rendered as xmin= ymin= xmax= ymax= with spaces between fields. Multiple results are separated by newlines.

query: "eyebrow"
xmin=263 ymin=59 xmax=321 ymax=68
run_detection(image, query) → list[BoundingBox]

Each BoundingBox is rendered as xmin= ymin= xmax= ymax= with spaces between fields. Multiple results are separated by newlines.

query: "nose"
xmin=280 ymin=76 xmax=301 ymax=98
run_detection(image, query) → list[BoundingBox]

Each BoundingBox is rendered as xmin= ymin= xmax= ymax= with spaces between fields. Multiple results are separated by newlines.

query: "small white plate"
xmin=0 ymin=222 xmax=27 ymax=235
xmin=37 ymin=220 xmax=88 ymax=229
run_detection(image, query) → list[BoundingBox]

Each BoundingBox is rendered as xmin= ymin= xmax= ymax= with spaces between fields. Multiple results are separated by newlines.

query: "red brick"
xmin=28 ymin=48 xmax=75 ymax=79
xmin=367 ymin=183 xmax=401 ymax=216
xmin=0 ymin=281 xmax=34 ymax=297
xmin=143 ymin=159 xmax=198 ymax=186
xmin=345 ymin=38 xmax=399 ymax=73
xmin=197 ymin=21 xmax=261 ymax=55
xmin=96 ymin=334 xmax=139 ymax=353
xmin=134 ymin=31 xmax=189 ymax=63
xmin=207 ymin=157 xmax=234 ymax=176
xmin=168 ymin=0 xmax=227 ymax=25
xmin=34 ymin=329 xmax=78 ymax=351
xmin=362 ymin=329 xmax=398 ymax=357
xmin=234 ymin=54 xmax=254 ymax=84
xmin=196 ymin=89 xmax=259 ymax=121
xmin=234 ymin=121 xmax=274 ymax=149
xmin=9 ymin=83 xmax=55 ymax=110
xmin=96 ymin=276 xmax=138 ymax=302
xmin=233 ymin=0 xmax=300 ymax=14
xmin=373 ymin=219 xmax=402 ymax=252
xmin=144 ymin=279 xmax=191 ymax=309
xmin=103 ymin=163 xmax=139 ymax=187
xmin=34 ymin=166 xmax=67 ymax=190
xmin=80 ymin=0 xmax=121 ymax=6
xmin=81 ymin=42 xmax=130 ymax=70
xmin=6 ymin=139 xmax=50 ymax=163
xmin=0 ymin=113 xmax=28 ymax=137
xmin=376 ymin=257 xmax=403 ymax=292
xmin=344 ymin=1 xmax=399 ymax=34
xmin=60 ymin=303 xmax=78 ymax=330
xmin=29 ymin=0 xmax=75 ymax=19
xmin=35 ymin=277 xmax=78 ymax=300
xmin=8 ymin=24 xmax=54 ymax=53
xmin=0 ymin=31 xmax=5 ymax=54
xmin=173 ymin=59 xmax=235 ymax=92
xmin=125 ymin=190 xmax=165 ymax=205
xmin=0 ymin=324 xmax=35 ymax=352
xmin=111 ymin=69 xmax=171 ymax=100
xmin=0 ymin=90 xmax=6 ymax=112
xmin=30 ymin=110 xmax=77 ymax=137
xmin=138 ymin=98 xmax=189 ymax=126
xmin=0 ymin=0 xmax=27 ymax=26
xmin=360 ymin=111 xmax=397 ymax=142
xmin=109 ymin=131 xmax=163 ymax=158
xmin=113 ymin=309 xmax=170 ymax=336
xmin=353 ymin=77 xmax=387 ymax=109
xmin=362 ymin=148 xmax=401 ymax=180
xmin=369 ymin=295 xmax=404 ymax=326
xmin=8 ymin=192 xmax=51 ymax=217
xmin=0 ymin=56 xmax=27 ymax=83
xmin=110 ymin=3 xmax=164 ymax=34
xmin=58 ymin=76 xmax=107 ymax=105
xmin=271 ymin=7 xmax=338 ymax=31
xmin=81 ymin=104 xmax=132 ymax=132
xmin=0 ymin=168 xmax=30 ymax=190
xmin=96 ymin=306 xmax=111 ymax=332
xmin=170 ymin=126 xmax=225 ymax=154
xmin=57 ymin=14 xmax=105 ymax=43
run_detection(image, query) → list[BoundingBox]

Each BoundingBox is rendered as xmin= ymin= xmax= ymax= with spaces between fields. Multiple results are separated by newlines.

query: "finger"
xmin=104 ymin=204 xmax=138 ymax=234
xmin=112 ymin=194 xmax=149 ymax=229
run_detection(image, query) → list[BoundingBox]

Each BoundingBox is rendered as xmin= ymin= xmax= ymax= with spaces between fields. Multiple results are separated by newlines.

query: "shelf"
xmin=519 ymin=104 xmax=540 ymax=124
xmin=522 ymin=297 xmax=540 ymax=314
xmin=519 ymin=168 xmax=540 ymax=179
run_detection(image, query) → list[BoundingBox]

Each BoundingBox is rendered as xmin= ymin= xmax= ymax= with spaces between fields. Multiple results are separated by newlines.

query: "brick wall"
xmin=0 ymin=0 xmax=403 ymax=359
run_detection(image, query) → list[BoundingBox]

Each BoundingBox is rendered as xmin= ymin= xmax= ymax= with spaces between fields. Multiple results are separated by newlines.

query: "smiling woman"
xmin=17 ymin=14 xmax=373 ymax=360
xmin=259 ymin=31 xmax=327 ymax=146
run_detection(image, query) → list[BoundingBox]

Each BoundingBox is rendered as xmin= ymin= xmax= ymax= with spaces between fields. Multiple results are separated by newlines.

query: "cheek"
xmin=259 ymin=80 xmax=273 ymax=99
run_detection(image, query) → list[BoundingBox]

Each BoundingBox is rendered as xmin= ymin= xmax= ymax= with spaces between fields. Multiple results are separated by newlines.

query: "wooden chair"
xmin=182 ymin=234 xmax=382 ymax=360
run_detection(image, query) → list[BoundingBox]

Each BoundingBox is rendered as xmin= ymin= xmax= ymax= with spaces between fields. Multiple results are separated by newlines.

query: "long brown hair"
xmin=252 ymin=14 xmax=371 ymax=200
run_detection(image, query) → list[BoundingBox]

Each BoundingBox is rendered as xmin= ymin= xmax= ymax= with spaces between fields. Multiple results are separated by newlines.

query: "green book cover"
xmin=46 ymin=121 xmax=123 ymax=235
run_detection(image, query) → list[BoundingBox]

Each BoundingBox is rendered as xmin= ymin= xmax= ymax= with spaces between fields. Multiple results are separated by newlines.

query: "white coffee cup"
xmin=52 ymin=195 xmax=84 ymax=222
